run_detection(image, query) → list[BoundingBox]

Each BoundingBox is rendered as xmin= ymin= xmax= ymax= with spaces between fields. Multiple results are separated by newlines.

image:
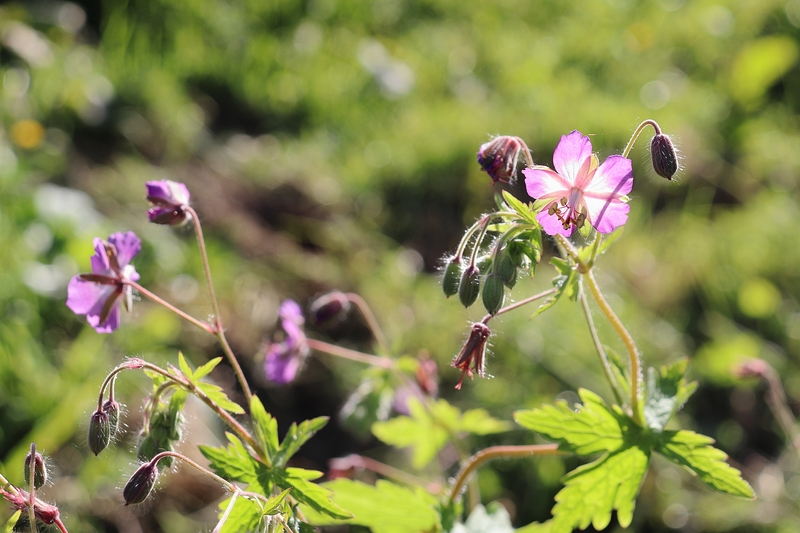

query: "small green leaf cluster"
xmin=372 ymin=397 xmax=512 ymax=469
xmin=515 ymin=362 xmax=753 ymax=533
xmin=198 ymin=397 xmax=350 ymax=531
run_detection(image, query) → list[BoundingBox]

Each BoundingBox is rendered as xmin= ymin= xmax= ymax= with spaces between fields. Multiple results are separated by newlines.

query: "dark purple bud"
xmin=123 ymin=461 xmax=159 ymax=505
xmin=442 ymin=256 xmax=461 ymax=298
xmin=477 ymin=136 xmax=530 ymax=184
xmin=451 ymin=322 xmax=491 ymax=390
xmin=145 ymin=180 xmax=191 ymax=225
xmin=650 ymin=133 xmax=679 ymax=180
xmin=309 ymin=291 xmax=351 ymax=325
xmin=458 ymin=265 xmax=481 ymax=308
xmin=24 ymin=451 xmax=47 ymax=489
xmin=103 ymin=398 xmax=120 ymax=439
xmin=88 ymin=410 xmax=111 ymax=456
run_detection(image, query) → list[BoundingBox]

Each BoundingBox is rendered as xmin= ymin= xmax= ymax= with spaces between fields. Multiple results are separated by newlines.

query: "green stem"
xmin=27 ymin=443 xmax=36 ymax=533
xmin=584 ymin=270 xmax=642 ymax=424
xmin=185 ymin=206 xmax=253 ymax=406
xmin=449 ymin=444 xmax=563 ymax=502
xmin=622 ymin=119 xmax=661 ymax=159
xmin=482 ymin=288 xmax=557 ymax=324
xmin=578 ymin=283 xmax=624 ymax=406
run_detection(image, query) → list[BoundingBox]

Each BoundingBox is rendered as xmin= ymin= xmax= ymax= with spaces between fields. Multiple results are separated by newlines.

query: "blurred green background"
xmin=2 ymin=0 xmax=800 ymax=531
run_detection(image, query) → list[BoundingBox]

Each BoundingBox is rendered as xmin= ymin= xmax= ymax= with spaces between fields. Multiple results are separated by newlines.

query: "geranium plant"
xmin=1 ymin=120 xmax=755 ymax=533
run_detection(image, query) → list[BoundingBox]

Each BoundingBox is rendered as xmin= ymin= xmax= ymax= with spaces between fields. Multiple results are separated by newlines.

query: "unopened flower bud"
xmin=458 ymin=265 xmax=481 ymax=308
xmin=123 ymin=461 xmax=159 ymax=505
xmin=309 ymin=291 xmax=351 ymax=325
xmin=145 ymin=180 xmax=191 ymax=225
xmin=24 ymin=451 xmax=47 ymax=489
xmin=497 ymin=255 xmax=517 ymax=288
xmin=477 ymin=136 xmax=529 ymax=184
xmin=88 ymin=410 xmax=111 ymax=456
xmin=650 ymin=133 xmax=678 ymax=180
xmin=442 ymin=256 xmax=461 ymax=298
xmin=103 ymin=398 xmax=121 ymax=439
xmin=482 ymin=273 xmax=505 ymax=315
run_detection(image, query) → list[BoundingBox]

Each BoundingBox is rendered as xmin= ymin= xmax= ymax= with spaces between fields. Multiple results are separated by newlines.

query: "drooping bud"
xmin=24 ymin=451 xmax=47 ymax=489
xmin=123 ymin=461 xmax=159 ymax=505
xmin=477 ymin=136 xmax=530 ymax=184
xmin=103 ymin=398 xmax=121 ymax=439
xmin=145 ymin=180 xmax=191 ymax=225
xmin=458 ymin=265 xmax=481 ymax=308
xmin=481 ymin=273 xmax=505 ymax=315
xmin=650 ymin=133 xmax=679 ymax=180
xmin=496 ymin=255 xmax=517 ymax=288
xmin=451 ymin=322 xmax=491 ymax=390
xmin=309 ymin=291 xmax=351 ymax=325
xmin=88 ymin=410 xmax=111 ymax=456
xmin=441 ymin=256 xmax=462 ymax=298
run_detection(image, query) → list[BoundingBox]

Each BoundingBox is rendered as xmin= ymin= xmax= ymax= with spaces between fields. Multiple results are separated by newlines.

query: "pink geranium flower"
xmin=263 ymin=300 xmax=309 ymax=384
xmin=66 ymin=232 xmax=141 ymax=333
xmin=522 ymin=131 xmax=633 ymax=236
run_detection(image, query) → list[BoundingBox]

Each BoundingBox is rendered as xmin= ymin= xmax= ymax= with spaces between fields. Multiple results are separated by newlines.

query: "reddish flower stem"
xmin=449 ymin=444 xmax=563 ymax=502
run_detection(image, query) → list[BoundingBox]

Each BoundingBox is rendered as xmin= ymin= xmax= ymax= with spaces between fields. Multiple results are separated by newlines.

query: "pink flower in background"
xmin=145 ymin=180 xmax=191 ymax=225
xmin=264 ymin=300 xmax=309 ymax=384
xmin=66 ymin=232 xmax=141 ymax=333
xmin=522 ymin=131 xmax=633 ymax=236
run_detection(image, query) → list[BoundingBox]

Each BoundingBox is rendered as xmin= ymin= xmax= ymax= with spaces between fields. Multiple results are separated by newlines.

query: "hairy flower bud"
xmin=441 ymin=256 xmax=461 ymax=298
xmin=24 ymin=451 xmax=47 ymax=489
xmin=458 ymin=265 xmax=481 ymax=308
xmin=123 ymin=461 xmax=159 ymax=505
xmin=477 ymin=135 xmax=530 ymax=184
xmin=103 ymin=398 xmax=121 ymax=439
xmin=309 ymin=291 xmax=351 ymax=325
xmin=88 ymin=410 xmax=111 ymax=456
xmin=650 ymin=133 xmax=679 ymax=180
xmin=482 ymin=273 xmax=505 ymax=315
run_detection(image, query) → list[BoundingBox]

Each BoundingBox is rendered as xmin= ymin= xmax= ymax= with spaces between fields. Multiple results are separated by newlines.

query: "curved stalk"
xmin=345 ymin=293 xmax=391 ymax=355
xmin=584 ymin=270 xmax=642 ymax=424
xmin=185 ymin=206 xmax=253 ymax=406
xmin=481 ymin=288 xmax=557 ymax=324
xmin=578 ymin=284 xmax=624 ymax=405
xmin=126 ymin=280 xmax=215 ymax=334
xmin=306 ymin=339 xmax=394 ymax=368
xmin=449 ymin=444 xmax=563 ymax=502
xmin=27 ymin=443 xmax=36 ymax=533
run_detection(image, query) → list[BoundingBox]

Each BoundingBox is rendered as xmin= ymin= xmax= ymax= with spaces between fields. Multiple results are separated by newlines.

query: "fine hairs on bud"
xmin=649 ymin=133 xmax=681 ymax=181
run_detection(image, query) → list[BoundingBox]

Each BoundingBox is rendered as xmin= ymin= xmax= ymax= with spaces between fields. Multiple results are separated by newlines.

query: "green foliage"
xmin=175 ymin=353 xmax=245 ymax=414
xmin=300 ymin=479 xmax=440 ymax=533
xmin=515 ymin=386 xmax=753 ymax=532
xmin=200 ymin=433 xmax=350 ymax=519
xmin=216 ymin=489 xmax=290 ymax=533
xmin=372 ymin=397 xmax=511 ymax=469
xmin=643 ymin=358 xmax=697 ymax=432
xmin=529 ymin=258 xmax=579 ymax=319
xmin=453 ymin=502 xmax=515 ymax=533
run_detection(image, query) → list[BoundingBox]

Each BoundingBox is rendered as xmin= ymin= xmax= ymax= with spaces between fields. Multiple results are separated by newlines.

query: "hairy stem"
xmin=482 ymin=288 xmax=558 ymax=324
xmin=185 ymin=206 xmax=253 ymax=405
xmin=622 ymin=119 xmax=661 ymax=159
xmin=449 ymin=444 xmax=563 ymax=502
xmin=27 ymin=443 xmax=36 ymax=533
xmin=584 ymin=270 xmax=642 ymax=424
xmin=578 ymin=284 xmax=624 ymax=405
xmin=126 ymin=280 xmax=215 ymax=334
xmin=138 ymin=362 xmax=264 ymax=459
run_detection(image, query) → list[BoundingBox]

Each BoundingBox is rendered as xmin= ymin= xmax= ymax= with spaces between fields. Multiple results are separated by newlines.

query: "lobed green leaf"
xmin=655 ymin=430 xmax=755 ymax=498
xmin=550 ymin=445 xmax=650 ymax=532
xmin=514 ymin=389 xmax=626 ymax=456
xmin=250 ymin=396 xmax=279 ymax=462
xmin=643 ymin=358 xmax=697 ymax=431
xmin=196 ymin=381 xmax=245 ymax=414
xmin=273 ymin=416 xmax=329 ymax=467
xmin=300 ymin=479 xmax=438 ymax=533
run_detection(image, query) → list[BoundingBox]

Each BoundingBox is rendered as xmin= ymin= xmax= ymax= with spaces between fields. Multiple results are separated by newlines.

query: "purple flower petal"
xmin=279 ymin=300 xmax=304 ymax=326
xmin=66 ymin=276 xmax=122 ymax=333
xmin=264 ymin=342 xmax=303 ymax=384
xmin=523 ymin=167 xmax=570 ymax=200
xmin=584 ymin=155 xmax=633 ymax=197
xmin=145 ymin=180 xmax=190 ymax=207
xmin=107 ymin=232 xmax=142 ymax=269
xmin=89 ymin=238 xmax=112 ymax=276
xmin=584 ymin=197 xmax=630 ymax=234
xmin=552 ymin=131 xmax=592 ymax=184
xmin=536 ymin=210 xmax=575 ymax=237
